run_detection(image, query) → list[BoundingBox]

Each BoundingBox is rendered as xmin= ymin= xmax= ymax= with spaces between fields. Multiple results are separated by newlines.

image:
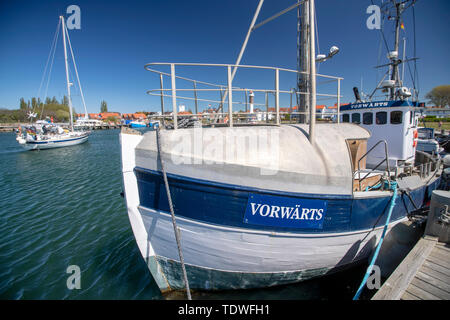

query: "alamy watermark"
xmin=66 ymin=265 xmax=81 ymax=290
xmin=366 ymin=265 xmax=381 ymax=290
xmin=168 ymin=125 xmax=280 ymax=176
xmin=66 ymin=5 xmax=81 ymax=30
xmin=366 ymin=5 xmax=381 ymax=30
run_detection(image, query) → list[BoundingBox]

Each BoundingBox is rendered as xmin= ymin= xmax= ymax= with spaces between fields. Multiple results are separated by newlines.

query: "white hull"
xmin=130 ymin=203 xmax=405 ymax=291
xmin=19 ymin=133 xmax=89 ymax=150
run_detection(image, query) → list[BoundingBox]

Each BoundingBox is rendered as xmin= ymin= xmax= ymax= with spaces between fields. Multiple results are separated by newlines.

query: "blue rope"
xmin=365 ymin=182 xmax=382 ymax=192
xmin=353 ymin=180 xmax=398 ymax=300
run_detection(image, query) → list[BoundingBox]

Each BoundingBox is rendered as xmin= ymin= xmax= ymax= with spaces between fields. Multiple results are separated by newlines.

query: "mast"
xmin=61 ymin=16 xmax=74 ymax=132
xmin=389 ymin=1 xmax=402 ymax=100
xmin=308 ymin=0 xmax=316 ymax=144
xmin=298 ymin=0 xmax=310 ymax=124
xmin=401 ymin=37 xmax=406 ymax=85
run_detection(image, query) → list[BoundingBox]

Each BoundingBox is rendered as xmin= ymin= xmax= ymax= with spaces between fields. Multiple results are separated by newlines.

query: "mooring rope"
xmin=353 ymin=180 xmax=398 ymax=300
xmin=155 ymin=127 xmax=192 ymax=300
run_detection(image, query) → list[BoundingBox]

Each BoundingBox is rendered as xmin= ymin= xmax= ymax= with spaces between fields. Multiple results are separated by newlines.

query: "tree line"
xmin=0 ymin=96 xmax=74 ymax=123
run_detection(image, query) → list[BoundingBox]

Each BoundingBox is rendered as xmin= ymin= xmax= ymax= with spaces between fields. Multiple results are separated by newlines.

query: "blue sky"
xmin=0 ymin=0 xmax=449 ymax=114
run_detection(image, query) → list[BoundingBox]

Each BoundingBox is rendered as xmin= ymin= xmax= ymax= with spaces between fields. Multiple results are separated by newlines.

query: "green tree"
xmin=31 ymin=97 xmax=37 ymax=110
xmin=55 ymin=110 xmax=69 ymax=122
xmin=425 ymin=85 xmax=450 ymax=107
xmin=19 ymin=98 xmax=27 ymax=110
xmin=100 ymin=100 xmax=108 ymax=113
xmin=62 ymin=95 xmax=69 ymax=106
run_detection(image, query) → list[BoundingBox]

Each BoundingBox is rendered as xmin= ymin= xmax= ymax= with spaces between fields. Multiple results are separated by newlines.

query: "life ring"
xmin=413 ymin=129 xmax=418 ymax=148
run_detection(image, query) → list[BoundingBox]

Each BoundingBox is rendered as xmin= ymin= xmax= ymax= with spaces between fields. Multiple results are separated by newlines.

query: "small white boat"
xmin=130 ymin=121 xmax=147 ymax=128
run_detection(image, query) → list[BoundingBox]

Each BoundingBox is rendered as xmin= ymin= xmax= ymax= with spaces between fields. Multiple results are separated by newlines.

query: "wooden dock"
xmin=373 ymin=190 xmax=450 ymax=300
xmin=372 ymin=236 xmax=450 ymax=300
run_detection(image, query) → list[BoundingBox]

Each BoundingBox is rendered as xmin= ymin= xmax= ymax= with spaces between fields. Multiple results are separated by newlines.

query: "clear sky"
xmin=0 ymin=0 xmax=449 ymax=114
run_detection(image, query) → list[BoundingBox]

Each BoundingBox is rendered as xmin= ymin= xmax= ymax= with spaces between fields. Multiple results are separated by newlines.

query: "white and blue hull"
xmin=120 ymin=128 xmax=441 ymax=292
xmin=134 ymin=205 xmax=405 ymax=291
xmin=19 ymin=133 xmax=89 ymax=150
xmin=125 ymin=170 xmax=439 ymax=292
xmin=130 ymin=122 xmax=147 ymax=128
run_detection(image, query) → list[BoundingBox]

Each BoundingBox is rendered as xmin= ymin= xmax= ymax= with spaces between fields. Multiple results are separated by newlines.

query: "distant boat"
xmin=17 ymin=16 xmax=90 ymax=150
xmin=130 ymin=121 xmax=147 ymax=128
xmin=74 ymin=118 xmax=103 ymax=129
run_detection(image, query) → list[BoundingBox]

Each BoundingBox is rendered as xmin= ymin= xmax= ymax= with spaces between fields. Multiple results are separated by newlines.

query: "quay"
xmin=0 ymin=123 xmax=123 ymax=132
xmin=373 ymin=190 xmax=450 ymax=300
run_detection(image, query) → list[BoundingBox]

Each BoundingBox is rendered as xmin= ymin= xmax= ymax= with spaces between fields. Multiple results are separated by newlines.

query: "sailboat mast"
xmin=61 ymin=16 xmax=74 ymax=132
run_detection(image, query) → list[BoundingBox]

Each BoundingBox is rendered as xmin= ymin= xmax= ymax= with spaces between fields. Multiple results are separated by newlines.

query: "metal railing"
xmin=144 ymin=62 xmax=343 ymax=129
xmin=355 ymin=140 xmax=391 ymax=191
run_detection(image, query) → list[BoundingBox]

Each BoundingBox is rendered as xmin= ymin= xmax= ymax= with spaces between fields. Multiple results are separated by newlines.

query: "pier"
xmin=0 ymin=123 xmax=122 ymax=132
xmin=373 ymin=190 xmax=450 ymax=300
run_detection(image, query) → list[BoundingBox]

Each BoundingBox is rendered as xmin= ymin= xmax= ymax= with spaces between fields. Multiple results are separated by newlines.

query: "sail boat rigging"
xmin=16 ymin=15 xmax=90 ymax=150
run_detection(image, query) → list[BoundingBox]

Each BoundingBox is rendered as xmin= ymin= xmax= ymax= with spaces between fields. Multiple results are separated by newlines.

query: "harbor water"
xmin=0 ymin=130 xmax=374 ymax=300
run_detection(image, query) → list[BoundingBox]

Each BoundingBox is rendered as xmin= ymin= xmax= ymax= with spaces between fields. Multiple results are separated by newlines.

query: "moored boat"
xmin=120 ymin=0 xmax=441 ymax=294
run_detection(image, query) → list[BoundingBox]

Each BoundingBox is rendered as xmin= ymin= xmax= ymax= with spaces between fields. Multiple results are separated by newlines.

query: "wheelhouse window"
xmin=342 ymin=114 xmax=349 ymax=122
xmin=391 ymin=111 xmax=403 ymax=124
xmin=363 ymin=112 xmax=373 ymax=125
xmin=409 ymin=111 xmax=413 ymax=124
xmin=351 ymin=113 xmax=361 ymax=124
xmin=376 ymin=112 xmax=387 ymax=125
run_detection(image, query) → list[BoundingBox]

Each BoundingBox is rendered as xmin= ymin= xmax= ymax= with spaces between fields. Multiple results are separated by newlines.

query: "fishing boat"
xmin=120 ymin=0 xmax=441 ymax=293
xmin=17 ymin=16 xmax=90 ymax=150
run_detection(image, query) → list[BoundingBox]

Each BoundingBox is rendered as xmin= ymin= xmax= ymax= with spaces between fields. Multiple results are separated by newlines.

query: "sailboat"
xmin=120 ymin=0 xmax=441 ymax=294
xmin=17 ymin=16 xmax=90 ymax=150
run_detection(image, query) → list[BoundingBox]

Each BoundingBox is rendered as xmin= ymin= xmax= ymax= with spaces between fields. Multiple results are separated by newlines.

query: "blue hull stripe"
xmin=135 ymin=167 xmax=352 ymax=200
xmin=134 ymin=166 xmax=439 ymax=234
xmin=26 ymin=135 xmax=88 ymax=144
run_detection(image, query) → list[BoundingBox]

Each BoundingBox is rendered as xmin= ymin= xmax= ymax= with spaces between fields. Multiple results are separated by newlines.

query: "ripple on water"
xmin=0 ymin=131 xmax=160 ymax=299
